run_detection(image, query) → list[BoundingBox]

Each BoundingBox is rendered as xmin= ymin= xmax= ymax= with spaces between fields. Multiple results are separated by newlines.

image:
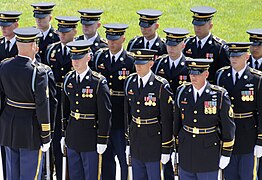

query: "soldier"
xmin=0 ymin=27 xmax=51 ymax=179
xmin=247 ymin=29 xmax=262 ymax=71
xmin=183 ymin=6 xmax=230 ymax=83
xmin=216 ymin=42 xmax=262 ymax=179
xmin=126 ymin=9 xmax=167 ymax=56
xmin=93 ymin=23 xmax=135 ymax=179
xmin=152 ymin=28 xmax=189 ymax=180
xmin=60 ymin=40 xmax=112 ymax=179
xmin=75 ymin=9 xmax=107 ymax=55
xmin=173 ymin=58 xmax=235 ymax=179
xmin=0 ymin=11 xmax=21 ymax=61
xmin=45 ymin=16 xmax=79 ymax=180
xmin=124 ymin=49 xmax=173 ymax=179
xmin=31 ymin=2 xmax=59 ymax=64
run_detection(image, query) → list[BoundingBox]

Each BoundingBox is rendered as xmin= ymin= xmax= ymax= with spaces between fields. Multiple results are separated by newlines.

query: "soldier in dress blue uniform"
xmin=45 ymin=16 xmax=79 ymax=180
xmin=174 ymin=58 xmax=235 ymax=179
xmin=126 ymin=9 xmax=167 ymax=56
xmin=31 ymin=2 xmax=60 ymax=64
xmin=183 ymin=6 xmax=230 ymax=83
xmin=75 ymin=9 xmax=107 ymax=56
xmin=124 ymin=49 xmax=173 ymax=180
xmin=61 ymin=40 xmax=112 ymax=180
xmin=0 ymin=11 xmax=21 ymax=61
xmin=0 ymin=27 xmax=51 ymax=180
xmin=93 ymin=23 xmax=135 ymax=180
xmin=152 ymin=27 xmax=190 ymax=180
xmin=247 ymin=29 xmax=262 ymax=71
xmin=215 ymin=42 xmax=262 ymax=180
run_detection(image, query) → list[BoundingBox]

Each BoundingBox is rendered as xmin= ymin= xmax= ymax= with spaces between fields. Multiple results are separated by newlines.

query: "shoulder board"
xmin=217 ymin=66 xmax=230 ymax=72
xmin=210 ymin=84 xmax=226 ymax=92
xmin=65 ymin=70 xmax=75 ymax=78
xmin=98 ymin=47 xmax=109 ymax=52
xmin=92 ymin=71 xmax=105 ymax=79
xmin=185 ymin=35 xmax=195 ymax=44
xmin=126 ymin=51 xmax=135 ymax=56
xmin=179 ymin=82 xmax=191 ymax=88
xmin=100 ymin=37 xmax=108 ymax=44
xmin=155 ymin=75 xmax=168 ymax=84
xmin=48 ymin=41 xmax=60 ymax=49
xmin=126 ymin=72 xmax=137 ymax=79
xmin=1 ymin=57 xmax=14 ymax=63
xmin=131 ymin=35 xmax=142 ymax=41
xmin=155 ymin=54 xmax=168 ymax=61
xmin=250 ymin=68 xmax=262 ymax=76
xmin=213 ymin=35 xmax=226 ymax=45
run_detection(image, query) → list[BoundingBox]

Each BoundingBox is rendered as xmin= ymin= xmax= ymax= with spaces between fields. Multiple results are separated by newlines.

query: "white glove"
xmin=254 ymin=145 xmax=262 ymax=158
xmin=41 ymin=141 xmax=51 ymax=152
xmin=97 ymin=144 xmax=107 ymax=154
xmin=161 ymin=154 xmax=170 ymax=164
xmin=60 ymin=137 xmax=66 ymax=154
xmin=219 ymin=156 xmax=230 ymax=169
xmin=171 ymin=152 xmax=179 ymax=167
xmin=125 ymin=145 xmax=130 ymax=164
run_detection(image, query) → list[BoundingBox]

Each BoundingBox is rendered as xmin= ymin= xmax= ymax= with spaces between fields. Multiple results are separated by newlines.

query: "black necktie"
xmin=6 ymin=40 xmax=10 ymax=56
xmin=77 ymin=75 xmax=80 ymax=84
xmin=139 ymin=78 xmax=143 ymax=94
xmin=171 ymin=62 xmax=176 ymax=76
xmin=235 ymin=72 xmax=239 ymax=85
xmin=197 ymin=40 xmax=202 ymax=52
xmin=111 ymin=55 xmax=115 ymax=67
xmin=255 ymin=60 xmax=259 ymax=70
xmin=196 ymin=92 xmax=200 ymax=103
xmin=146 ymin=41 xmax=150 ymax=49
xmin=63 ymin=46 xmax=67 ymax=59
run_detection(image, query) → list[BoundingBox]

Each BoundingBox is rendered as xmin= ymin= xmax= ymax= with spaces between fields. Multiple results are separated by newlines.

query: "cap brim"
xmin=251 ymin=42 xmax=262 ymax=46
xmin=58 ymin=27 xmax=73 ymax=33
xmin=166 ymin=40 xmax=180 ymax=46
xmin=192 ymin=19 xmax=207 ymax=26
xmin=229 ymin=52 xmax=245 ymax=57
xmin=0 ymin=21 xmax=13 ymax=26
xmin=34 ymin=13 xmax=49 ymax=19
xmin=188 ymin=69 xmax=205 ymax=75
xmin=71 ymin=53 xmax=86 ymax=60
xmin=134 ymin=60 xmax=150 ymax=65
xmin=81 ymin=20 xmax=96 ymax=25
xmin=106 ymin=34 xmax=121 ymax=40
xmin=139 ymin=21 xmax=152 ymax=28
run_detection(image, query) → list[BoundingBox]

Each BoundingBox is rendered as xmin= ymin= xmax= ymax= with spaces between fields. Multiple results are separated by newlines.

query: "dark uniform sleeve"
xmin=256 ymin=75 xmax=262 ymax=145
xmin=97 ymin=78 xmax=112 ymax=145
xmin=160 ymin=82 xmax=174 ymax=154
xmin=218 ymin=90 xmax=236 ymax=157
xmin=35 ymin=68 xmax=51 ymax=144
xmin=218 ymin=45 xmax=230 ymax=69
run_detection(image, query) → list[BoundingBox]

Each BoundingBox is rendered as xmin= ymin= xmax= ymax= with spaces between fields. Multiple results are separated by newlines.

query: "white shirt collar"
xmin=109 ymin=48 xmax=124 ymax=63
xmin=143 ymin=33 xmax=158 ymax=49
xmin=76 ymin=67 xmax=90 ymax=83
xmin=5 ymin=36 xmax=16 ymax=51
xmin=232 ymin=65 xmax=247 ymax=82
xmin=84 ymin=32 xmax=98 ymax=44
xmin=196 ymin=32 xmax=211 ymax=48
xmin=61 ymin=43 xmax=69 ymax=55
xmin=252 ymin=56 xmax=262 ymax=68
xmin=41 ymin=25 xmax=52 ymax=40
xmin=169 ymin=53 xmax=183 ymax=69
xmin=193 ymin=81 xmax=207 ymax=102
xmin=138 ymin=70 xmax=152 ymax=88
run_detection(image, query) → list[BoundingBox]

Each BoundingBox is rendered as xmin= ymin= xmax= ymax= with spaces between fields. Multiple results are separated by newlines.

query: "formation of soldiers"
xmin=0 ymin=2 xmax=261 ymax=180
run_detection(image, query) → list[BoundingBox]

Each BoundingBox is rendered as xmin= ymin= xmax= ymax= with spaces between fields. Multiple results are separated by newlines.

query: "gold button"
xmin=231 ymin=97 xmax=234 ymax=100
xmin=110 ymin=75 xmax=113 ymax=78
xmin=76 ymin=93 xmax=79 ymax=97
xmin=137 ymin=125 xmax=140 ymax=128
xmin=232 ymin=104 xmax=234 ymax=107
xmin=192 ymin=134 xmax=196 ymax=138
xmin=170 ymin=80 xmax=173 ymax=83
xmin=51 ymin=65 xmax=53 ymax=67
xmin=109 ymin=82 xmax=112 ymax=86
xmin=137 ymin=109 xmax=140 ymax=113
xmin=193 ymin=119 xmax=197 ymax=123
xmin=194 ymin=110 xmax=197 ymax=114
xmin=68 ymin=92 xmax=70 ymax=95
xmin=76 ymin=101 xmax=79 ymax=104
xmin=61 ymin=68 xmax=64 ymax=71
xmin=214 ymin=143 xmax=217 ymax=145
xmin=62 ymin=76 xmax=65 ymax=79
xmin=137 ymin=101 xmax=140 ymax=105
xmin=76 ymin=109 xmax=79 ymax=112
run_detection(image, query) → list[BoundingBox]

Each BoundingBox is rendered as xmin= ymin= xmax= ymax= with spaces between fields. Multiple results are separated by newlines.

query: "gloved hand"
xmin=97 ymin=144 xmax=107 ymax=154
xmin=161 ymin=154 xmax=170 ymax=164
xmin=219 ymin=155 xmax=230 ymax=169
xmin=60 ymin=137 xmax=66 ymax=154
xmin=41 ymin=141 xmax=51 ymax=152
xmin=254 ymin=145 xmax=262 ymax=158
xmin=125 ymin=145 xmax=130 ymax=164
xmin=171 ymin=152 xmax=179 ymax=167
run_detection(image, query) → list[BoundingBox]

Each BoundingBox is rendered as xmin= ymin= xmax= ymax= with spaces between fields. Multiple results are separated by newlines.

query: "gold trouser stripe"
xmin=253 ymin=156 xmax=257 ymax=180
xmin=34 ymin=149 xmax=43 ymax=180
xmin=98 ymin=154 xmax=102 ymax=180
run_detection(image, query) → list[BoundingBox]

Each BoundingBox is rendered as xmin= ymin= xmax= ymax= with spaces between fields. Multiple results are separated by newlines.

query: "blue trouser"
xmin=179 ymin=166 xmax=218 ymax=180
xmin=67 ymin=148 xmax=98 ymax=180
xmin=132 ymin=157 xmax=160 ymax=180
xmin=257 ymin=157 xmax=262 ymax=180
xmin=5 ymin=146 xmax=44 ymax=180
xmin=224 ymin=153 xmax=256 ymax=180
xmin=102 ymin=128 xmax=128 ymax=180
xmin=163 ymin=158 xmax=174 ymax=180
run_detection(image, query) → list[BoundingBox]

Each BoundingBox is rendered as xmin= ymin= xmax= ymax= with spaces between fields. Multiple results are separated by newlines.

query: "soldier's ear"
xmin=49 ymin=15 xmax=52 ymax=22
xmin=73 ymin=28 xmax=77 ymax=36
xmin=97 ymin=21 xmax=101 ymax=28
xmin=155 ymin=23 xmax=159 ymax=29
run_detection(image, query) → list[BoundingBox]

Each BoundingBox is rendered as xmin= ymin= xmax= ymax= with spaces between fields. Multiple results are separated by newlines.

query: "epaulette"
xmin=97 ymin=47 xmax=109 ymax=53
xmin=217 ymin=66 xmax=230 ymax=72
xmin=100 ymin=37 xmax=108 ymax=44
xmin=1 ymin=57 xmax=14 ymax=63
xmin=92 ymin=71 xmax=105 ymax=79
xmin=126 ymin=51 xmax=135 ymax=56
xmin=47 ymin=41 xmax=60 ymax=50
xmin=65 ymin=70 xmax=75 ymax=78
xmin=161 ymin=38 xmax=166 ymax=43
xmin=250 ymin=68 xmax=262 ymax=76
xmin=178 ymin=82 xmax=191 ymax=89
xmin=184 ymin=35 xmax=195 ymax=44
xmin=155 ymin=75 xmax=168 ymax=84
xmin=213 ymin=35 xmax=226 ymax=45
xmin=126 ymin=72 xmax=137 ymax=79
xmin=210 ymin=84 xmax=226 ymax=93
xmin=156 ymin=54 xmax=168 ymax=61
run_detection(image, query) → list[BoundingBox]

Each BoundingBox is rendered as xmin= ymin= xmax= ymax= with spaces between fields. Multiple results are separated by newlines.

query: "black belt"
xmin=233 ymin=112 xmax=253 ymax=119
xmin=183 ymin=125 xmax=217 ymax=134
xmin=132 ymin=116 xmax=158 ymax=125
xmin=7 ymin=98 xmax=36 ymax=109
xmin=70 ymin=111 xmax=96 ymax=120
